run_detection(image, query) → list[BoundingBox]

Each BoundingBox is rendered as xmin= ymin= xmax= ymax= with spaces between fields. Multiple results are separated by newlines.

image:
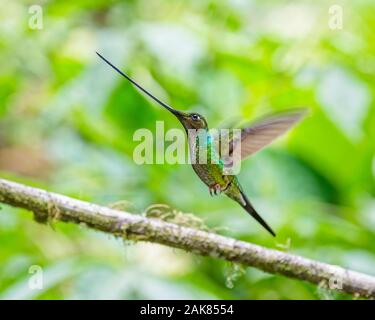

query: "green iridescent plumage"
xmin=97 ymin=52 xmax=307 ymax=237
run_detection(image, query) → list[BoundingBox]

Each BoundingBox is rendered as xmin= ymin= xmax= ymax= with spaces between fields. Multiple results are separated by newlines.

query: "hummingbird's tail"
xmin=240 ymin=191 xmax=276 ymax=237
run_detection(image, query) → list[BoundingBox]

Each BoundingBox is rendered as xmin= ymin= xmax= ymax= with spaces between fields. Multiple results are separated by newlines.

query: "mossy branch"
xmin=0 ymin=178 xmax=374 ymax=298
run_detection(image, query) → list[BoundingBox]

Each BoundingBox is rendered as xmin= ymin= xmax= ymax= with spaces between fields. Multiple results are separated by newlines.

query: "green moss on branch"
xmin=0 ymin=178 xmax=374 ymax=299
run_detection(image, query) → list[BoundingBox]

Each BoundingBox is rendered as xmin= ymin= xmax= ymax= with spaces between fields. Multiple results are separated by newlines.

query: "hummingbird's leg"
xmin=215 ymin=184 xmax=222 ymax=195
xmin=209 ymin=176 xmax=235 ymax=196
xmin=209 ymin=184 xmax=215 ymax=196
xmin=209 ymin=183 xmax=222 ymax=196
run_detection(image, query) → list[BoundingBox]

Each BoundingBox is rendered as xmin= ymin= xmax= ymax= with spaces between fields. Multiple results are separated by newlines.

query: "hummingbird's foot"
xmin=209 ymin=183 xmax=222 ymax=196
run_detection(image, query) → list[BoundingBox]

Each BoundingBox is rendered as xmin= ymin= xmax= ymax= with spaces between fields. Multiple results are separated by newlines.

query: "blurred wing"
xmin=230 ymin=109 xmax=308 ymax=160
xmin=209 ymin=116 xmax=242 ymax=156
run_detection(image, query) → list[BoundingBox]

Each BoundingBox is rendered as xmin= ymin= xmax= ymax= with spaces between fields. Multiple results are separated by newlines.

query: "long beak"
xmin=96 ymin=52 xmax=187 ymax=119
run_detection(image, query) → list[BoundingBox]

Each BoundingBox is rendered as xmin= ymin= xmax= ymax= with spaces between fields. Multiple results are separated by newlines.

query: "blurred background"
xmin=0 ymin=0 xmax=374 ymax=299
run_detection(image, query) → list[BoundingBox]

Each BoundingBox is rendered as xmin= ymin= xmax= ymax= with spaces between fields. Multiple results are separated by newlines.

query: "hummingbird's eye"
xmin=191 ymin=114 xmax=200 ymax=121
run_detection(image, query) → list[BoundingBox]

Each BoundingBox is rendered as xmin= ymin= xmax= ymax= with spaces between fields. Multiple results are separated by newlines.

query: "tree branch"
xmin=0 ymin=178 xmax=374 ymax=299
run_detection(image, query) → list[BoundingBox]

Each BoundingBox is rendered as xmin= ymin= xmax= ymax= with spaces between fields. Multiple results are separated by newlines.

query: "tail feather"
xmin=240 ymin=192 xmax=276 ymax=237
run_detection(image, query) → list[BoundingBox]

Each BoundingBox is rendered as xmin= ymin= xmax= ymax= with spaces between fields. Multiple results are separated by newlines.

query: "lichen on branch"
xmin=0 ymin=178 xmax=374 ymax=299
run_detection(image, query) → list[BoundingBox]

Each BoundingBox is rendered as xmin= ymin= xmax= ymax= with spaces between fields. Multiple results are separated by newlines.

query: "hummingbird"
xmin=97 ymin=52 xmax=307 ymax=237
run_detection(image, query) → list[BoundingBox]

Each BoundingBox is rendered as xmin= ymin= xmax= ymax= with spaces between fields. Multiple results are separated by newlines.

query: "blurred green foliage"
xmin=0 ymin=0 xmax=375 ymax=299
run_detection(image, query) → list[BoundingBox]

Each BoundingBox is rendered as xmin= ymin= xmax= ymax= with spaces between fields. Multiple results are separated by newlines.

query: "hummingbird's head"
xmin=169 ymin=110 xmax=208 ymax=131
